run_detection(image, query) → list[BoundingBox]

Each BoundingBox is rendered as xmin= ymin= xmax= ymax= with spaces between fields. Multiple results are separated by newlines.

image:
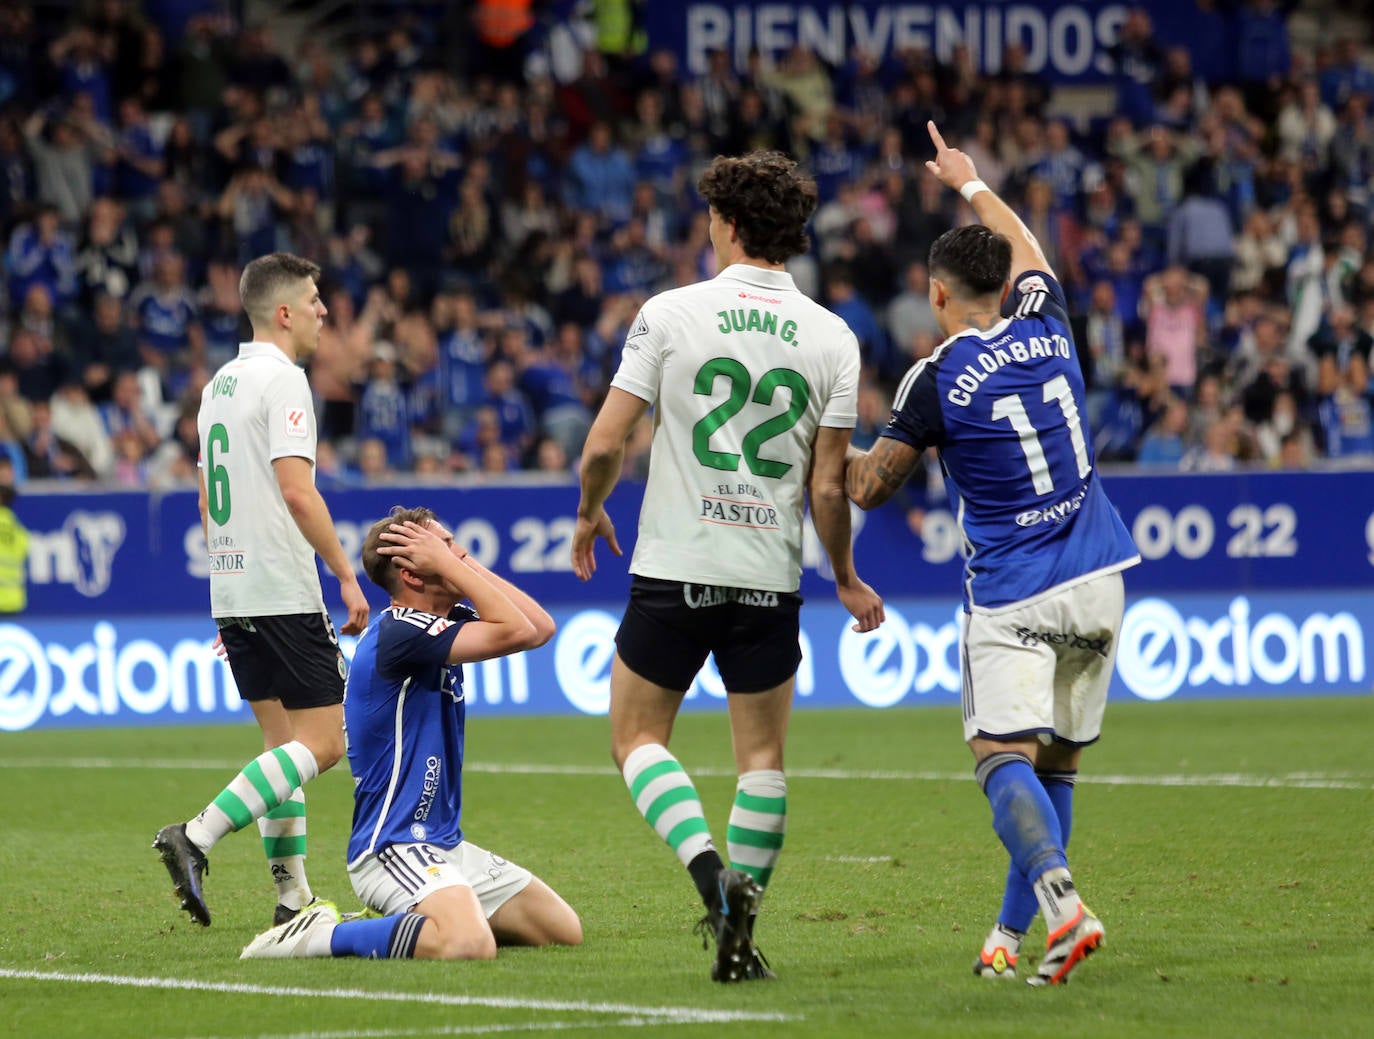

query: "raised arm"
xmin=810 ymin=426 xmax=884 ymax=633
xmin=377 ymin=520 xmax=538 ymax=661
xmin=925 ymin=120 xmax=1053 ymax=281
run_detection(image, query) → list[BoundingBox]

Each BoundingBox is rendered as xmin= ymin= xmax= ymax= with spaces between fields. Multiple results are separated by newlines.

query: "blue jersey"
xmin=344 ymin=604 xmax=477 ymax=865
xmin=883 ymin=270 xmax=1139 ymax=609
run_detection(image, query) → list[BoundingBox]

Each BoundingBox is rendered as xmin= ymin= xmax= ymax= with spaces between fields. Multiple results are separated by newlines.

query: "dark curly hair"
xmin=697 ymin=151 xmax=817 ymax=264
xmin=927 ymin=225 xmax=1012 ymax=299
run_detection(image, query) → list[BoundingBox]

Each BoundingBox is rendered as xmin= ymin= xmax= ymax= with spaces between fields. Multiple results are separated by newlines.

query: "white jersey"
xmin=197 ymin=341 xmax=325 ymax=618
xmin=611 ymin=264 xmax=860 ymax=592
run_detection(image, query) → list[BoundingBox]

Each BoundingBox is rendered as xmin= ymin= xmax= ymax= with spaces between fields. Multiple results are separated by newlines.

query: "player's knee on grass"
xmin=414 ymin=885 xmax=498 ymax=960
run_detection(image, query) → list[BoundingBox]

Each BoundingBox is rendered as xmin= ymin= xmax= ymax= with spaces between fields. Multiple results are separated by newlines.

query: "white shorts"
xmin=961 ymin=571 xmax=1125 ymax=745
xmin=348 ymin=839 xmax=533 ymax=918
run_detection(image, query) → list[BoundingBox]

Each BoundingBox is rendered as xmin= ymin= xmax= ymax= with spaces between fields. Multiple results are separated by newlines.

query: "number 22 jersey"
xmin=881 ymin=270 xmax=1139 ymax=610
xmin=612 ymin=263 xmax=861 ymax=593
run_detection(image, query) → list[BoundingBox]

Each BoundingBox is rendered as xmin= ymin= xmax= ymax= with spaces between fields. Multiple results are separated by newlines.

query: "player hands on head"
xmin=844 ymin=122 xmax=1140 ymax=986
xmin=572 ymin=150 xmax=884 ymax=983
xmin=239 ymin=506 xmax=582 ymax=960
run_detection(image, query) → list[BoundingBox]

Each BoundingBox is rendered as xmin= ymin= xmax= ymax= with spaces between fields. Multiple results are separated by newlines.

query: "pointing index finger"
xmin=927 ymin=120 xmax=947 ymax=152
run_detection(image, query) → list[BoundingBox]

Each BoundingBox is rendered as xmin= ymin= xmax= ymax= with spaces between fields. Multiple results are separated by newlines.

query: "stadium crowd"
xmin=0 ymin=0 xmax=1372 ymax=493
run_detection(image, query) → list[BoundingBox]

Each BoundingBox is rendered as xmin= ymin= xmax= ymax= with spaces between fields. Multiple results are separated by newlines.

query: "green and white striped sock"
xmin=623 ymin=743 xmax=716 ymax=868
xmin=727 ymin=770 xmax=787 ymax=889
xmin=185 ymin=742 xmax=319 ymax=853
xmin=258 ymin=788 xmax=312 ymax=911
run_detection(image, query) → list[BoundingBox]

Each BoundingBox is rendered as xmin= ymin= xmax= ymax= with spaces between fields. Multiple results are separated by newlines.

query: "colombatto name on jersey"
xmin=945 ymin=331 xmax=1074 ymax=407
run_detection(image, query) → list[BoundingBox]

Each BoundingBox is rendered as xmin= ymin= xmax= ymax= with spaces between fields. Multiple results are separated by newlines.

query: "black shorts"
xmin=615 ymin=576 xmax=803 ymax=694
xmin=216 ymin=612 xmax=346 ymax=709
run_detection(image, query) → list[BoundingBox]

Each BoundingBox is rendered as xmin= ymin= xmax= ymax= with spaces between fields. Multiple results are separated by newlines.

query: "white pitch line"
xmin=182 ymin=1017 xmax=681 ymax=1039
xmin=0 ymin=970 xmax=793 ymax=1024
xmin=3 ymin=757 xmax=1372 ymax=790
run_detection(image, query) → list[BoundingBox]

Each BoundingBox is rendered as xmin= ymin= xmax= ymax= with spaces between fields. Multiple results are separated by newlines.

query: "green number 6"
xmin=206 ymin=422 xmax=231 ymax=524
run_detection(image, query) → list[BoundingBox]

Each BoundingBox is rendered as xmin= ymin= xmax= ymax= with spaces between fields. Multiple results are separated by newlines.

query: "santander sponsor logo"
xmin=738 ymin=291 xmax=781 ymax=304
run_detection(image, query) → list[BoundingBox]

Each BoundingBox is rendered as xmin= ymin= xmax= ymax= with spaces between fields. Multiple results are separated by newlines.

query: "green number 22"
xmin=691 ymin=358 xmax=811 ymax=479
xmin=206 ymin=421 xmax=231 ymax=524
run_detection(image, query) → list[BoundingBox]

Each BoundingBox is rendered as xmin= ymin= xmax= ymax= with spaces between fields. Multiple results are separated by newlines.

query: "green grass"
xmin=2 ymin=698 xmax=1372 ymax=1039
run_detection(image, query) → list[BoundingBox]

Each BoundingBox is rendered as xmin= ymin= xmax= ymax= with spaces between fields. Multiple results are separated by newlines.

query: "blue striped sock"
xmin=329 ymin=913 xmax=426 ymax=959
xmin=977 ymin=752 xmax=1066 ymax=883
xmin=997 ymin=770 xmax=1077 ymax=932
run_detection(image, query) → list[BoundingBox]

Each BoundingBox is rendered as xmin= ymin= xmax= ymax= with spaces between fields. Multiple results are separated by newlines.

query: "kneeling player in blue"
xmin=240 ymin=506 xmax=582 ymax=959
xmin=845 ymin=123 xmax=1139 ymax=986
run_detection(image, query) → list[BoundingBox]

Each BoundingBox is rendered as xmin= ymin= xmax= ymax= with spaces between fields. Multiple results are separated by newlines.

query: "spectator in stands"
xmin=825 ymin=263 xmax=890 ymax=378
xmin=22 ymin=105 xmax=110 ymax=226
xmin=885 ymin=261 xmax=941 ymax=363
xmin=1276 ymin=79 xmax=1336 ymax=169
xmin=8 ymin=327 xmax=66 ymax=404
xmin=1253 ymin=388 xmax=1303 ymax=464
xmin=1143 ymin=266 xmax=1209 ymax=398
xmin=1315 ymin=353 xmax=1374 ymax=459
xmin=1308 ymin=304 xmax=1372 ymax=375
xmin=7 ymin=204 xmax=76 ymax=310
xmin=433 ymin=289 xmax=493 ymax=438
xmin=1231 ymin=209 xmax=1288 ymax=296
xmin=1029 ymin=119 xmax=1086 ymax=215
xmin=1182 ymin=410 xmax=1245 ymax=471
xmin=1107 ymin=7 xmax=1165 ymax=127
xmin=50 ymin=377 xmax=113 ymax=478
xmin=65 ymin=290 xmax=140 ymax=402
xmin=477 ymin=357 xmax=535 ymax=459
xmin=74 ymin=196 xmax=138 ymax=306
xmin=101 ymin=369 xmax=163 ymax=461
xmin=1135 ymin=395 xmax=1190 ymax=466
xmin=216 ymin=163 xmax=296 ymax=265
xmin=1167 ymin=161 xmax=1235 ymax=302
xmin=356 ymin=341 xmax=412 ymax=469
xmin=566 ymin=120 xmax=636 ymax=226
xmin=502 ymin=325 xmax=591 ymax=461
xmin=24 ymin=396 xmax=96 ymax=480
xmin=1074 ymin=279 xmax=1133 ymax=421
xmin=130 ymin=249 xmax=202 ymax=392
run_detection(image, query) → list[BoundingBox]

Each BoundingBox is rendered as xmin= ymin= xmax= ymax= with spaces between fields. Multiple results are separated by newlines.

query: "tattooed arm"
xmin=845 ymin=438 xmax=924 ymax=510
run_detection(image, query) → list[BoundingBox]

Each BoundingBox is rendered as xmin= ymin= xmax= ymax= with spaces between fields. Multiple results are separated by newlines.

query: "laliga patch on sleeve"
xmin=426 ymin=617 xmax=452 ymax=636
xmin=1019 ymin=274 xmax=1049 ymax=294
xmin=284 ymin=407 xmax=309 ymax=439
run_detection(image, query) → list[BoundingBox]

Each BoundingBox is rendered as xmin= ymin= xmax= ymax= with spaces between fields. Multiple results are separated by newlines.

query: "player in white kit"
xmin=572 ymin=151 xmax=885 ymax=982
xmin=153 ymin=252 xmax=369 ymax=929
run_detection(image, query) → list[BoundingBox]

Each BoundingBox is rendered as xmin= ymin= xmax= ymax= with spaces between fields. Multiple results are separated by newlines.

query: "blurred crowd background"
xmin=0 ymin=0 xmax=1371 ymax=499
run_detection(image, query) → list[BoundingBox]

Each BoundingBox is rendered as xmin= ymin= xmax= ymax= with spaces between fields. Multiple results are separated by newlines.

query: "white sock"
xmin=1033 ymin=867 xmax=1083 ymax=934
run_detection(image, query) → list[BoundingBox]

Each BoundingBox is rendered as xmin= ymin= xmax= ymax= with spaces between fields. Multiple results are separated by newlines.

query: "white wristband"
xmin=959 ymin=179 xmax=989 ymax=202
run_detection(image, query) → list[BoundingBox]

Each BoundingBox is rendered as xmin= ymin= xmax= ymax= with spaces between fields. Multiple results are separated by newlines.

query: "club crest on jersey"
xmin=284 ymin=407 xmax=308 ymax=439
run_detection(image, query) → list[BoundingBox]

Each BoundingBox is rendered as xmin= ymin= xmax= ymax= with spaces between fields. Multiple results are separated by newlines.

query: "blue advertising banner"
xmin=0 ymin=590 xmax=1366 ymax=732
xmin=14 ymin=470 xmax=1374 ymax=619
xmin=642 ymin=1 xmax=1193 ymax=81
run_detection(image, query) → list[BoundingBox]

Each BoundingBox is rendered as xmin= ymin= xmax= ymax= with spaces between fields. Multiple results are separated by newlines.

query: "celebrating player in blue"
xmin=240 ymin=507 xmax=582 ymax=960
xmin=845 ymin=122 xmax=1140 ymax=986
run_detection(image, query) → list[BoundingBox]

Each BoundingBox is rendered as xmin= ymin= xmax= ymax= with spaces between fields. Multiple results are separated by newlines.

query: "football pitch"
xmin=2 ymin=698 xmax=1371 ymax=1039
